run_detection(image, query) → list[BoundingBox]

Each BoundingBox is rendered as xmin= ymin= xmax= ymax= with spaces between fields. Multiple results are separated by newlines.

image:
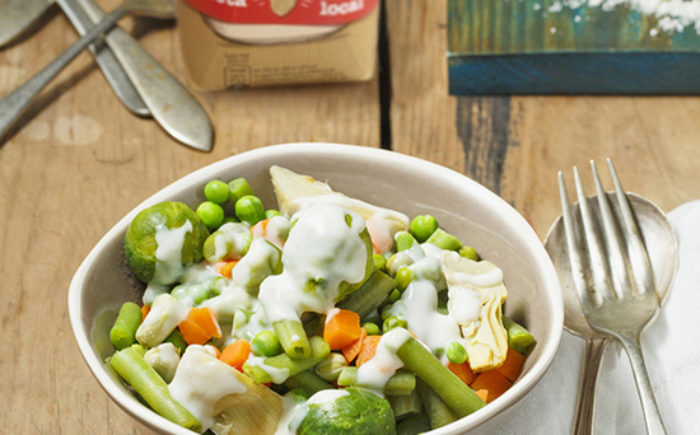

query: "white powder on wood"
xmin=549 ymin=0 xmax=700 ymax=34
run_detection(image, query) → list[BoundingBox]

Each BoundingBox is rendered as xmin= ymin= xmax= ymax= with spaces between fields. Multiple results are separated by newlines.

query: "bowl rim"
xmin=68 ymin=142 xmax=563 ymax=434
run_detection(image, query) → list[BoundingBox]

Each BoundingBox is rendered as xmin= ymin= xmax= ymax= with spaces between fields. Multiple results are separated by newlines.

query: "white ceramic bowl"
xmin=69 ymin=143 xmax=563 ymax=434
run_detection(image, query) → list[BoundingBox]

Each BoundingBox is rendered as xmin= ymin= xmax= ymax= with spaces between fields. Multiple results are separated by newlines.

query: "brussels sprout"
xmin=124 ymin=202 xmax=209 ymax=284
xmin=202 ymin=222 xmax=252 ymax=263
xmin=334 ymin=228 xmax=374 ymax=303
xmin=296 ymin=388 xmax=396 ymax=435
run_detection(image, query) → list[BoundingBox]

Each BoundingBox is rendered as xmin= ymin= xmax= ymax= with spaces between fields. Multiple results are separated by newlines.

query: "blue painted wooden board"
xmin=447 ymin=0 xmax=700 ymax=95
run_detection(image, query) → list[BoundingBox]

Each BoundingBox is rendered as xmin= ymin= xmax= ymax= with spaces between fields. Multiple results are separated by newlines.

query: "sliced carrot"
xmin=220 ymin=260 xmax=239 ymax=279
xmin=178 ymin=318 xmax=210 ymax=345
xmin=190 ymin=307 xmax=222 ymax=338
xmin=323 ymin=308 xmax=362 ymax=350
xmin=342 ymin=327 xmax=367 ymax=363
xmin=448 ymin=361 xmax=476 ymax=385
xmin=475 ymin=389 xmax=489 ymax=403
xmin=140 ymin=304 xmax=150 ymax=322
xmin=496 ymin=347 xmax=526 ymax=382
xmin=355 ymin=335 xmax=382 ymax=367
xmin=178 ymin=307 xmax=222 ymax=345
xmin=220 ymin=339 xmax=252 ymax=371
xmin=250 ymin=219 xmax=270 ymax=237
xmin=470 ymin=370 xmax=512 ymax=403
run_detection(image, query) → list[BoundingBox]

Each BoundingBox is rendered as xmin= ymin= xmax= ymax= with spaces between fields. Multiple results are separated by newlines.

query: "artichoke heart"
xmin=269 ymin=165 xmax=409 ymax=252
xmin=443 ymin=252 xmax=508 ymax=371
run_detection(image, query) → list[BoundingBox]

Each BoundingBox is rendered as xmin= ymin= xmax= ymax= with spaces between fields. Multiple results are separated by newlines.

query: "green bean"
xmin=110 ymin=302 xmax=142 ymax=350
xmin=274 ymin=319 xmax=311 ymax=359
xmin=252 ymin=330 xmax=282 ymax=357
xmin=235 ymin=195 xmax=265 ymax=225
xmin=243 ymin=336 xmax=330 ymax=384
xmin=396 ymin=337 xmax=484 ymax=417
xmin=396 ymin=413 xmax=431 ymax=435
xmin=458 ymin=245 xmax=479 ymax=261
xmin=284 ymin=370 xmax=333 ymax=396
xmin=416 ymin=379 xmax=456 ymax=429
xmin=426 ymin=229 xmax=462 ymax=251
xmin=110 ymin=345 xmax=201 ymax=431
xmin=336 ymin=367 xmax=416 ymax=396
xmin=373 ymin=253 xmax=387 ymax=271
xmin=446 ymin=341 xmax=467 ymax=365
xmin=227 ymin=177 xmax=253 ymax=203
xmin=314 ymin=352 xmax=348 ymax=382
xmin=410 ymin=214 xmax=438 ymax=242
xmin=503 ymin=316 xmax=536 ymax=355
xmin=337 ymin=270 xmax=395 ymax=320
xmin=395 ymin=231 xmax=418 ymax=251
xmin=164 ymin=329 xmax=187 ymax=355
xmin=388 ymin=389 xmax=422 ymax=420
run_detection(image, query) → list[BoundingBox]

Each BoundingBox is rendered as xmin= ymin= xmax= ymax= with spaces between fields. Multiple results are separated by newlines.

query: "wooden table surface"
xmin=1 ymin=0 xmax=698 ymax=433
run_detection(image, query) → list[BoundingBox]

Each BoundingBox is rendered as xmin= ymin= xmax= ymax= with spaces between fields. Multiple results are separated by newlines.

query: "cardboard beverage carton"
xmin=177 ymin=0 xmax=379 ymax=90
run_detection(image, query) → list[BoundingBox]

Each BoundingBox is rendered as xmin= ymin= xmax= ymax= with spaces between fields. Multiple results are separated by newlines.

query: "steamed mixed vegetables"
xmin=107 ymin=166 xmax=536 ymax=434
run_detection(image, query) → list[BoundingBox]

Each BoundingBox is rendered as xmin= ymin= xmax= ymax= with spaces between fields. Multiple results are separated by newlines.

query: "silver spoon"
xmin=544 ymin=192 xmax=677 ymax=434
xmin=0 ymin=0 xmax=174 ymax=144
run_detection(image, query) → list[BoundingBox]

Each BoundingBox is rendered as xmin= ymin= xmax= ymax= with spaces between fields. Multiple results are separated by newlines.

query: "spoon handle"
xmin=572 ymin=337 xmax=606 ymax=435
xmin=0 ymin=7 xmax=126 ymax=142
xmin=616 ymin=330 xmax=667 ymax=435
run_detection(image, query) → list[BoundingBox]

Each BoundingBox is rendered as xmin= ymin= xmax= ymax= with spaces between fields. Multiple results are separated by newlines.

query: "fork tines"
xmin=558 ymin=159 xmax=655 ymax=308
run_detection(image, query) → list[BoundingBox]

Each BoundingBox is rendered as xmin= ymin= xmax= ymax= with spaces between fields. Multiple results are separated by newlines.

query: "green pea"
xmin=395 ymin=231 xmax=418 ymax=251
xmin=251 ymin=330 xmax=282 ymax=357
xmin=458 ymin=245 xmax=479 ymax=261
xmin=410 ymin=214 xmax=438 ymax=242
xmin=373 ymin=254 xmax=387 ymax=271
xmin=446 ymin=341 xmax=468 ymax=364
xmin=222 ymin=216 xmax=239 ymax=224
xmin=383 ymin=316 xmax=407 ymax=333
xmin=196 ymin=201 xmax=224 ymax=230
xmin=265 ymin=209 xmax=281 ymax=219
xmin=395 ymin=267 xmax=413 ymax=291
xmin=426 ymin=229 xmax=462 ymax=251
xmin=228 ymin=178 xmax=253 ymax=203
xmin=362 ymin=322 xmax=381 ymax=335
xmin=389 ymin=288 xmax=402 ymax=303
xmin=235 ymin=195 xmax=265 ymax=225
xmin=204 ymin=180 xmax=230 ymax=204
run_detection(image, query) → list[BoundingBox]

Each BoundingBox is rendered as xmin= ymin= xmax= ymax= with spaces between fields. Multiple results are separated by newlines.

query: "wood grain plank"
xmin=0 ymin=0 xmax=380 ymax=432
xmin=387 ymin=0 xmax=700 ymax=240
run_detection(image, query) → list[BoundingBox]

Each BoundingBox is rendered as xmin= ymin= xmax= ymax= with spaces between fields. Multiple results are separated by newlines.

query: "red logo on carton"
xmin=183 ymin=0 xmax=378 ymax=25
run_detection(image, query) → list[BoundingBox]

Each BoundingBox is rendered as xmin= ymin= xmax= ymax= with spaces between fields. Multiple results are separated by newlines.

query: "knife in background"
xmin=0 ymin=0 xmax=52 ymax=48
xmin=0 ymin=0 xmax=149 ymax=117
xmin=70 ymin=0 xmax=214 ymax=151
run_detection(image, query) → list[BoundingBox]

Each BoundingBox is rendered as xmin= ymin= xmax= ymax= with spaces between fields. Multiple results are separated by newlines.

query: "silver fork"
xmin=558 ymin=159 xmax=667 ymax=435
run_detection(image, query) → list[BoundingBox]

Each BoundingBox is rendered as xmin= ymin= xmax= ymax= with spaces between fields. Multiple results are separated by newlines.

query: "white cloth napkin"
xmin=470 ymin=200 xmax=700 ymax=434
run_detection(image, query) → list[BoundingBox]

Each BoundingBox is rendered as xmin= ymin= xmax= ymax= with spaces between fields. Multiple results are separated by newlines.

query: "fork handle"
xmin=572 ymin=337 xmax=607 ymax=435
xmin=617 ymin=331 xmax=667 ymax=435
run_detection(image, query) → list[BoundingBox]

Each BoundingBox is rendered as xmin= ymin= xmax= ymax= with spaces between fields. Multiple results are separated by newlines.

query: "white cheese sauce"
xmin=259 ymin=204 xmax=367 ymax=323
xmin=389 ymin=280 xmax=466 ymax=356
xmin=152 ymin=220 xmax=193 ymax=285
xmin=356 ymin=327 xmax=412 ymax=393
xmin=168 ymin=345 xmax=248 ymax=432
xmin=244 ymin=356 xmax=290 ymax=384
